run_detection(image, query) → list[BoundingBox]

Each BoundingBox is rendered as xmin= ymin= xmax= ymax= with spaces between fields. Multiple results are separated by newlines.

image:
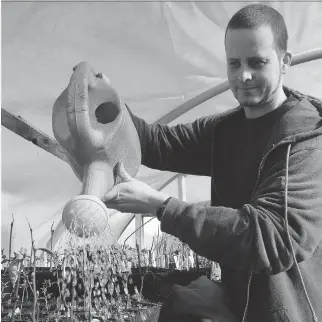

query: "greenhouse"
xmin=2 ymin=1 xmax=322 ymax=321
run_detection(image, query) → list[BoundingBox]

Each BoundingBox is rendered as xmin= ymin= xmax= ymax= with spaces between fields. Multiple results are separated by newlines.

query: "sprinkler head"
xmin=62 ymin=195 xmax=109 ymax=237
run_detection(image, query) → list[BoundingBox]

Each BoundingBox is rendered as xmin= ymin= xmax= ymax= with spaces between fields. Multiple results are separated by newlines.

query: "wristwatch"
xmin=156 ymin=197 xmax=172 ymax=221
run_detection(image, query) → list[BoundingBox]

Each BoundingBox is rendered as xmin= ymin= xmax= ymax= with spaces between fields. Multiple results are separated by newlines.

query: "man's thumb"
xmin=116 ymin=161 xmax=132 ymax=182
xmin=103 ymin=186 xmax=119 ymax=202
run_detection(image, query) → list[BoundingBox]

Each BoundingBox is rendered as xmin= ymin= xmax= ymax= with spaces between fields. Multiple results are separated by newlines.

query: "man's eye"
xmin=250 ymin=60 xmax=266 ymax=68
xmin=229 ymin=61 xmax=240 ymax=68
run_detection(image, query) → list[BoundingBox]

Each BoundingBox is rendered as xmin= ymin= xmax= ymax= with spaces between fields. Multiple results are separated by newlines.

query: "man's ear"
xmin=281 ymin=51 xmax=292 ymax=74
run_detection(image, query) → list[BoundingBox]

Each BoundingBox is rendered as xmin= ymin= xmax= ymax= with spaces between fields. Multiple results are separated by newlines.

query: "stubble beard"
xmin=239 ymin=67 xmax=283 ymax=109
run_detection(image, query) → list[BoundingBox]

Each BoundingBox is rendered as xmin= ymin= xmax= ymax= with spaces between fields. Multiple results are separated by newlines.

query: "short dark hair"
xmin=225 ymin=4 xmax=288 ymax=55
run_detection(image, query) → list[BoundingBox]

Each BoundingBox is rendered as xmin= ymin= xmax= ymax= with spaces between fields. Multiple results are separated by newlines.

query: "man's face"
xmin=225 ymin=26 xmax=283 ymax=107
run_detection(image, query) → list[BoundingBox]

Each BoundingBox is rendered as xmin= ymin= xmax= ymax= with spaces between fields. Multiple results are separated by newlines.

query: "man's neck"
xmin=244 ymin=88 xmax=287 ymax=119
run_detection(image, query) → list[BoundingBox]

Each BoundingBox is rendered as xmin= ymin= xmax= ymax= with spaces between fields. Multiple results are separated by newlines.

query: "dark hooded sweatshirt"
xmin=127 ymin=87 xmax=322 ymax=322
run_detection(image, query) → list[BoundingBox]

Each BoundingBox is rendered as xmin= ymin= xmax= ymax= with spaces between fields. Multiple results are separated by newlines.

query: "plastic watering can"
xmin=52 ymin=62 xmax=141 ymax=237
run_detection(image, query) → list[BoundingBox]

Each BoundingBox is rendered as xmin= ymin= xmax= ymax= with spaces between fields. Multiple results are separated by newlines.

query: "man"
xmin=103 ymin=4 xmax=322 ymax=322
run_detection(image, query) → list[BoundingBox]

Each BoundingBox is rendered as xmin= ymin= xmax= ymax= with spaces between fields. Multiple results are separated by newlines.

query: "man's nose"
xmin=238 ymin=67 xmax=252 ymax=82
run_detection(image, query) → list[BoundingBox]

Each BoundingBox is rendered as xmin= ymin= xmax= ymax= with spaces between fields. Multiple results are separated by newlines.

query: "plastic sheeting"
xmin=2 ymin=1 xmax=322 ymax=254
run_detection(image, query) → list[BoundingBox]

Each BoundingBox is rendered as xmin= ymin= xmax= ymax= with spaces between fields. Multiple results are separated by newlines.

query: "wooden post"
xmin=1 ymin=108 xmax=69 ymax=164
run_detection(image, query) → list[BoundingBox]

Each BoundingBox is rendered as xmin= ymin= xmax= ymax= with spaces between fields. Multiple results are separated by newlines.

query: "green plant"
xmin=1 ymin=280 xmax=11 ymax=314
xmin=8 ymin=251 xmax=26 ymax=322
xmin=1 ymin=213 xmax=221 ymax=322
xmin=27 ymin=219 xmax=56 ymax=322
xmin=38 ymin=279 xmax=53 ymax=313
xmin=9 ymin=214 xmax=14 ymax=267
xmin=20 ymin=271 xmax=34 ymax=315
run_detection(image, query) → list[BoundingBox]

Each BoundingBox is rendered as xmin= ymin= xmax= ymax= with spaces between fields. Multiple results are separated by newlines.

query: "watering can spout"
xmin=52 ymin=62 xmax=141 ymax=237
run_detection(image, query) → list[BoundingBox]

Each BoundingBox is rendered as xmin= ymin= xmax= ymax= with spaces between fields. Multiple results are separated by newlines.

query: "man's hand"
xmin=172 ymin=276 xmax=237 ymax=322
xmin=102 ymin=162 xmax=170 ymax=216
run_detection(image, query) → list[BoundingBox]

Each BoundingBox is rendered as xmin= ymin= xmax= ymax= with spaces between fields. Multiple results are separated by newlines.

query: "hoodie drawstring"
xmin=241 ymin=272 xmax=253 ymax=322
xmin=284 ymin=143 xmax=318 ymax=322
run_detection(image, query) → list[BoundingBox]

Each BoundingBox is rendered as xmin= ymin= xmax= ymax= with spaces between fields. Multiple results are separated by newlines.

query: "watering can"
xmin=52 ymin=62 xmax=141 ymax=237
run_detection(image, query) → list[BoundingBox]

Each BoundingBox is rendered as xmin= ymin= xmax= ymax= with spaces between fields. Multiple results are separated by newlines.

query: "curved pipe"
xmin=156 ymin=48 xmax=322 ymax=124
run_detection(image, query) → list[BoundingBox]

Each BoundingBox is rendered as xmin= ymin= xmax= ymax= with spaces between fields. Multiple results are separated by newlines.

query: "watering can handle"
xmin=67 ymin=62 xmax=103 ymax=150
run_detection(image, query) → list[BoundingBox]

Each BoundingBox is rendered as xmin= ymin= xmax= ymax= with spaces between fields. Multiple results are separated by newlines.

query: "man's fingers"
xmin=103 ymin=202 xmax=118 ymax=211
xmin=116 ymin=161 xmax=132 ymax=182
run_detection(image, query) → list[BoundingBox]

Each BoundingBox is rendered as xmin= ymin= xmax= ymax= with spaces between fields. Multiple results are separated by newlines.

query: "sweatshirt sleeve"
xmin=126 ymin=104 xmax=217 ymax=176
xmin=160 ymin=145 xmax=322 ymax=275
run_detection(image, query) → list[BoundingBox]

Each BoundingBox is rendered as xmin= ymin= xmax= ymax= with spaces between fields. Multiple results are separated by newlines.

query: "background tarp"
xmin=2 ymin=1 xmax=322 ymax=255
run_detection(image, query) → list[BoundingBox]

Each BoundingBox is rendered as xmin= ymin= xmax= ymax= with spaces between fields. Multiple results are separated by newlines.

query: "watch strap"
xmin=156 ymin=197 xmax=172 ymax=221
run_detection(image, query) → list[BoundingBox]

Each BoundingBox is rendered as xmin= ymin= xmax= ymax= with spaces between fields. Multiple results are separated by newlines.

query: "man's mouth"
xmin=238 ymin=87 xmax=256 ymax=90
